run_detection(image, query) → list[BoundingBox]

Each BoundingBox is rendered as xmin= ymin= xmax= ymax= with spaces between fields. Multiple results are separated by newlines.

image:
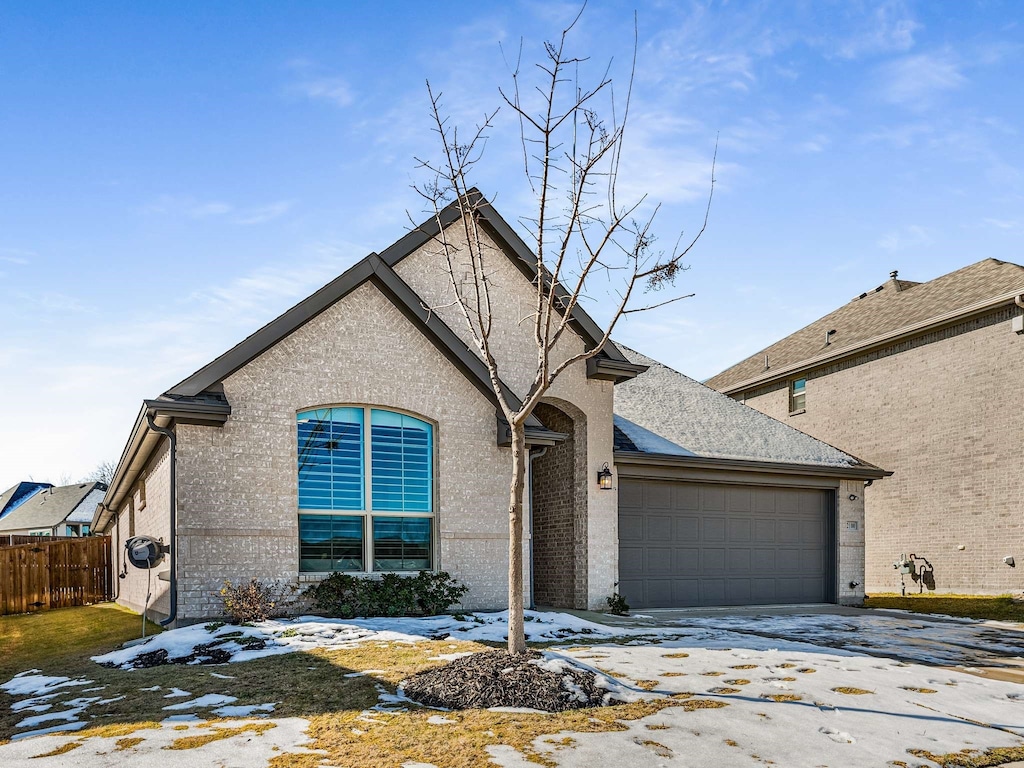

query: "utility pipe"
xmin=145 ymin=414 xmax=178 ymax=628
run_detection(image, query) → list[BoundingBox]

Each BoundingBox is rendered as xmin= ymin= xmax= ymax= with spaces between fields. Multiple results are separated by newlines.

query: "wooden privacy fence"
xmin=0 ymin=537 xmax=112 ymax=615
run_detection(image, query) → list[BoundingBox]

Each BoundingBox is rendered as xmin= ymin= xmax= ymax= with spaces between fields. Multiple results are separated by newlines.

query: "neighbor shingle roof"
xmin=0 ymin=482 xmax=103 ymax=533
xmin=706 ymin=258 xmax=1024 ymax=392
xmin=614 ymin=345 xmax=878 ymax=469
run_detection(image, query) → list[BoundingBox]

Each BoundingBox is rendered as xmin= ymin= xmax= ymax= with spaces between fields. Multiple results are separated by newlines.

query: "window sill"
xmin=789 ymin=409 xmax=806 ymax=417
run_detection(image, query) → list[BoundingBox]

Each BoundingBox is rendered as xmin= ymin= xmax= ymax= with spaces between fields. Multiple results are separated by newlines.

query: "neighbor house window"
xmin=790 ymin=378 xmax=807 ymax=413
xmin=297 ymin=406 xmax=433 ymax=573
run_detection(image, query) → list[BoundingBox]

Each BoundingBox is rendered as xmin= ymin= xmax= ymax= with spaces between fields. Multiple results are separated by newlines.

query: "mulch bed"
xmin=402 ymin=649 xmax=621 ymax=712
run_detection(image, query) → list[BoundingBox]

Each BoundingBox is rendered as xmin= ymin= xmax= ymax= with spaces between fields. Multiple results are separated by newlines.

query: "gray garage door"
xmin=618 ymin=479 xmax=834 ymax=609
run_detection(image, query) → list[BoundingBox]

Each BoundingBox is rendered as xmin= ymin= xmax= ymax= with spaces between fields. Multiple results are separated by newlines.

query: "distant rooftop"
xmin=0 ymin=482 xmax=106 ymax=533
xmin=706 ymin=258 xmax=1024 ymax=392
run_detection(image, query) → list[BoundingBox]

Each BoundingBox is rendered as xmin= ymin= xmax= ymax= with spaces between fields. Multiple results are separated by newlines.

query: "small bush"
xmin=306 ymin=570 xmax=468 ymax=619
xmin=606 ymin=592 xmax=630 ymax=616
xmin=220 ymin=578 xmax=279 ymax=623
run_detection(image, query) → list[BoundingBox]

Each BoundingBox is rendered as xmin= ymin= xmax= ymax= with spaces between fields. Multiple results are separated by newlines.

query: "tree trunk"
xmin=507 ymin=422 xmax=527 ymax=654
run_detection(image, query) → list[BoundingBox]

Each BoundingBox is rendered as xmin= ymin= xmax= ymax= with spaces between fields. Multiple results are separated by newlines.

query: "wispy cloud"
xmin=878 ymin=52 xmax=966 ymax=109
xmin=235 ymin=200 xmax=293 ymax=225
xmin=0 ymin=247 xmax=35 ymax=265
xmin=143 ymin=196 xmax=294 ymax=225
xmin=285 ymin=59 xmax=354 ymax=107
xmin=145 ymin=195 xmax=234 ymax=218
xmin=983 ymin=217 xmax=1018 ymax=230
xmin=878 ymin=224 xmax=932 ymax=252
xmin=836 ymin=1 xmax=919 ymax=59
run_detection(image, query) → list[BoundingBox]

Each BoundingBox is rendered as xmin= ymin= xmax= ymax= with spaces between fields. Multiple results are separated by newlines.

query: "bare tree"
xmin=414 ymin=10 xmax=713 ymax=654
xmin=82 ymin=460 xmax=116 ymax=488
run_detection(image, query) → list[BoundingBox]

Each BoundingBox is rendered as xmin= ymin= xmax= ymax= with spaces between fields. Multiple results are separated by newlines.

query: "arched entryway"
xmin=530 ymin=400 xmax=588 ymax=609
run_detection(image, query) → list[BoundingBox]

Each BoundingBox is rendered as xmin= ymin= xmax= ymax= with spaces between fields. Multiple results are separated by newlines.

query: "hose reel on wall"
xmin=124 ymin=535 xmax=168 ymax=637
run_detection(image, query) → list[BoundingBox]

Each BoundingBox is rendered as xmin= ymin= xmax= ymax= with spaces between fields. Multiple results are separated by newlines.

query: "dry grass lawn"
xmin=865 ymin=594 xmax=1024 ymax=623
xmin=0 ymin=604 xmax=732 ymax=767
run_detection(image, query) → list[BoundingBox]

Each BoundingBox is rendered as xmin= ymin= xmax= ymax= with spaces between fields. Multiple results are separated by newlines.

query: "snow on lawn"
xmin=5 ymin=609 xmax=1024 ymax=765
xmin=0 ymin=717 xmax=316 ymax=766
xmin=511 ymin=641 xmax=1024 ymax=767
xmin=91 ymin=610 xmax=672 ymax=669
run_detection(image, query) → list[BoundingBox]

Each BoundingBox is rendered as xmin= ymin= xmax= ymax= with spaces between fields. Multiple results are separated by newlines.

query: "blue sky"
xmin=1 ymin=1 xmax=1021 ymax=488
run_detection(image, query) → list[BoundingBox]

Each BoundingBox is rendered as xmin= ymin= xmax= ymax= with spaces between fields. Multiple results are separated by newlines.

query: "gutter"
xmin=719 ymin=288 xmax=1024 ymax=395
xmin=146 ymin=414 xmax=178 ymax=628
xmin=614 ymin=450 xmax=890 ymax=481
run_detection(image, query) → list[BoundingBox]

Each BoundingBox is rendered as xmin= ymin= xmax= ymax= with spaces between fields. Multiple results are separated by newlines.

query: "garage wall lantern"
xmin=597 ymin=463 xmax=613 ymax=490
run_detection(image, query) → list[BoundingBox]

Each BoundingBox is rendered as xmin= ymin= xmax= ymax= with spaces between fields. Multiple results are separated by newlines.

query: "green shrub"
xmin=219 ymin=578 xmax=279 ymax=623
xmin=606 ymin=591 xmax=630 ymax=616
xmin=306 ymin=571 xmax=468 ymax=619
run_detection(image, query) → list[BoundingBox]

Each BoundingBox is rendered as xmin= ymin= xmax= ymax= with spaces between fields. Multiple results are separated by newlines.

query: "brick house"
xmin=93 ymin=195 xmax=884 ymax=624
xmin=706 ymin=259 xmax=1024 ymax=596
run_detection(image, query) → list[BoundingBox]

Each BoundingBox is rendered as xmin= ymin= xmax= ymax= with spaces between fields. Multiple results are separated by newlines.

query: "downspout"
xmin=526 ymin=447 xmax=548 ymax=610
xmin=146 ymin=414 xmax=178 ymax=628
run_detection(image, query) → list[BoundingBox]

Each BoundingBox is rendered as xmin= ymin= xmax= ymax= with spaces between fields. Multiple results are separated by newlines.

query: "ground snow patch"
xmin=162 ymin=693 xmax=237 ymax=711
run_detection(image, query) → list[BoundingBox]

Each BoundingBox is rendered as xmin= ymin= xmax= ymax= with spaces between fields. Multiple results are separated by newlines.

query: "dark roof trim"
xmin=497 ymin=418 xmax=568 ymax=448
xmin=587 ymin=357 xmax=649 ymax=383
xmin=144 ymin=398 xmax=231 ymax=425
xmin=379 ymin=190 xmax=633 ymax=369
xmin=614 ymin=449 xmax=890 ymax=480
xmin=167 ymin=257 xmax=375 ymax=397
xmin=718 ymin=289 xmax=1024 ymax=395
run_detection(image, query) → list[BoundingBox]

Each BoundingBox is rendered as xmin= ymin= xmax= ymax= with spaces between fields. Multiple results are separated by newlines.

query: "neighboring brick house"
xmin=706 ymin=259 xmax=1024 ymax=596
xmin=93 ymin=194 xmax=884 ymax=624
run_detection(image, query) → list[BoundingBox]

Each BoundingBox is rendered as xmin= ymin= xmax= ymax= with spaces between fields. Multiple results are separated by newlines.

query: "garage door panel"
xmin=702 ymin=486 xmax=726 ymax=511
xmin=727 ymin=548 xmax=751 ymax=572
xmin=727 ymin=487 xmax=752 ymax=512
xmin=618 ymin=479 xmax=832 ymax=609
xmin=674 ymin=516 xmax=699 ymax=542
xmin=646 ymin=547 xmax=673 ymax=574
xmin=646 ymin=483 xmax=672 ymax=509
xmin=647 ymin=515 xmax=673 ymax=541
xmin=619 ymin=513 xmax=644 ymax=541
xmin=674 ymin=485 xmax=700 ymax=511
xmin=754 ymin=520 xmax=775 ymax=543
xmin=729 ymin=518 xmax=751 ymax=542
xmin=672 ymin=580 xmax=700 ymax=606
xmin=727 ymin=579 xmax=752 ymax=603
xmin=801 ymin=519 xmax=823 ymax=544
xmin=704 ymin=517 xmax=726 ymax=541
xmin=701 ymin=579 xmax=726 ymax=604
xmin=702 ymin=547 xmax=726 ymax=572
xmin=673 ymin=547 xmax=700 ymax=573
xmin=778 ymin=520 xmax=800 ymax=543
xmin=619 ymin=546 xmax=644 ymax=576
xmin=752 ymin=549 xmax=776 ymax=571
xmin=646 ymin=579 xmax=673 ymax=605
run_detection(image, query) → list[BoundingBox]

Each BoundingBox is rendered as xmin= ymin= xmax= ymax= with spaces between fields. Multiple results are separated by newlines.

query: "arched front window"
xmin=297 ymin=407 xmax=433 ymax=573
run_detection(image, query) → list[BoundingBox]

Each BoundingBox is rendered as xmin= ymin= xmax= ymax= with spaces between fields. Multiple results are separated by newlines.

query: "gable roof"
xmin=707 ymin=258 xmax=1024 ymax=393
xmin=168 ymin=192 xmax=639 ymax=400
xmin=614 ymin=345 xmax=886 ymax=477
xmin=0 ymin=482 xmax=105 ymax=533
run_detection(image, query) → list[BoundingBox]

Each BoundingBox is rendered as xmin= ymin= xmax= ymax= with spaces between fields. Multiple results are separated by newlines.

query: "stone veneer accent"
xmin=737 ymin=307 xmax=1024 ymax=595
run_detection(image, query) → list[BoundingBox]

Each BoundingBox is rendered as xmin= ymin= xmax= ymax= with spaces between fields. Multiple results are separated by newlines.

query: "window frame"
xmin=789 ymin=377 xmax=807 ymax=415
xmin=297 ymin=404 xmax=438 ymax=576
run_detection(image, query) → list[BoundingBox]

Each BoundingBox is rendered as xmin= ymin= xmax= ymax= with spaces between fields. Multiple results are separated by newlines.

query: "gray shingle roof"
xmin=707 ymin=258 xmax=1024 ymax=391
xmin=0 ymin=482 xmax=104 ymax=533
xmin=614 ymin=345 xmax=869 ymax=468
